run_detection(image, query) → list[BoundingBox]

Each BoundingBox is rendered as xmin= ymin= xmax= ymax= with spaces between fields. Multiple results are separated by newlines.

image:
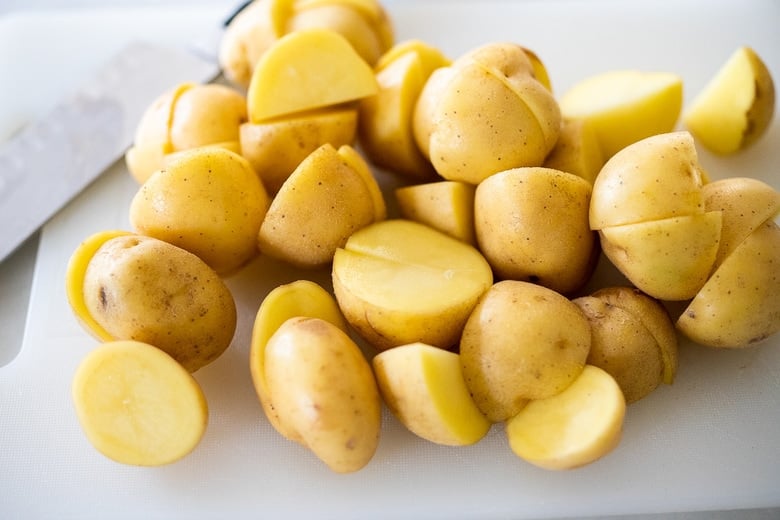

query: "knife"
xmin=0 ymin=2 xmax=251 ymax=262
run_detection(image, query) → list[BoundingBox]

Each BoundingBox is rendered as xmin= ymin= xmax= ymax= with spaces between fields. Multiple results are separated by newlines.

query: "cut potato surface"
xmin=506 ymin=365 xmax=626 ymax=470
xmin=373 ymin=342 xmax=491 ymax=446
xmin=247 ymin=28 xmax=378 ymax=122
xmin=72 ymin=340 xmax=208 ymax=466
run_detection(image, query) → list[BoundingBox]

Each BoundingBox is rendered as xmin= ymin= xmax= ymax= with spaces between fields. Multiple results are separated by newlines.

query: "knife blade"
xmin=0 ymin=2 xmax=250 ymax=262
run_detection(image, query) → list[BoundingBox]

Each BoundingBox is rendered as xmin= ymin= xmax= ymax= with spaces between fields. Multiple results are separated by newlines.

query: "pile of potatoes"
xmin=65 ymin=0 xmax=778 ymax=472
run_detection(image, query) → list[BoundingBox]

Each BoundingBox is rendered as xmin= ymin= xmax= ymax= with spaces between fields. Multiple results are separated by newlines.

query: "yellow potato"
xmin=264 ymin=317 xmax=381 ymax=473
xmin=394 ymin=180 xmax=476 ymax=244
xmin=247 ymin=28 xmax=378 ymax=122
xmin=702 ymin=177 xmax=780 ymax=269
xmin=218 ymin=0 xmax=292 ymax=87
xmin=589 ymin=131 xmax=706 ymax=230
xmin=332 ymin=219 xmax=493 ymax=351
xmin=589 ymin=286 xmax=678 ymax=385
xmin=542 ymin=118 xmax=605 ymax=184
xmin=240 ymin=108 xmax=358 ymax=194
xmin=413 ymin=42 xmax=561 ymax=184
xmin=474 ymin=167 xmax=597 ymax=294
xmin=599 ymin=212 xmax=722 ymax=301
xmin=130 ymin=147 xmax=269 ymax=275
xmin=250 ymin=280 xmax=348 ymax=440
xmin=72 ymin=340 xmax=208 ymax=466
xmin=373 ymin=342 xmax=491 ymax=446
xmin=505 ymin=365 xmax=625 ymax=470
xmin=459 ymin=280 xmax=591 ymax=422
xmin=683 ymin=46 xmax=775 ymax=154
xmin=573 ymin=296 xmax=664 ymax=403
xmin=125 ymin=83 xmax=247 ymax=184
xmin=560 ymin=70 xmax=683 ymax=158
xmin=67 ymin=233 xmax=237 ymax=372
xmin=678 ymin=219 xmax=780 ymax=348
xmin=257 ymin=143 xmax=384 ymax=268
xmin=359 ymin=40 xmax=449 ymax=179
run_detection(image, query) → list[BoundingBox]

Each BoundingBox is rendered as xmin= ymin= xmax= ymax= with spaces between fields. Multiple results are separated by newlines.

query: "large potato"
xmin=130 ymin=148 xmax=269 ymax=275
xmin=474 ymin=167 xmax=597 ymax=294
xmin=257 ymin=143 xmax=385 ymax=268
xmin=413 ymin=42 xmax=561 ymax=184
xmin=459 ymin=280 xmax=591 ymax=422
xmin=264 ymin=317 xmax=381 ymax=473
xmin=125 ymin=83 xmax=247 ymax=184
xmin=66 ymin=232 xmax=237 ymax=372
xmin=332 ymin=219 xmax=494 ymax=351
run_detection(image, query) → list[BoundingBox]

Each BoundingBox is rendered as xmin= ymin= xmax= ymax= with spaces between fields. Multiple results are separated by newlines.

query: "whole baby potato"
xmin=130 ymin=148 xmax=269 ymax=275
xmin=459 ymin=280 xmax=591 ymax=422
xmin=474 ymin=167 xmax=597 ymax=294
xmin=68 ymin=233 xmax=237 ymax=372
xmin=264 ymin=317 xmax=381 ymax=473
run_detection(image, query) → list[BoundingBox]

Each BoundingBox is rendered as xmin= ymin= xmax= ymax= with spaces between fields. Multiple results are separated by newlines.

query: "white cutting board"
xmin=2 ymin=1 xmax=779 ymax=519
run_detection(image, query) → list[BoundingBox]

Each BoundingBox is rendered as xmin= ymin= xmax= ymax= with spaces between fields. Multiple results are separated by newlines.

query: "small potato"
xmin=413 ymin=42 xmax=561 ymax=184
xmin=542 ymin=118 xmax=604 ymax=184
xmin=130 ymin=148 xmax=269 ymax=275
xmin=125 ymin=83 xmax=247 ymax=184
xmin=506 ymin=365 xmax=625 ymax=470
xmin=264 ymin=317 xmax=381 ymax=473
xmin=332 ymin=219 xmax=494 ymax=351
xmin=67 ymin=233 xmax=237 ymax=372
xmin=72 ymin=340 xmax=208 ymax=466
xmin=475 ymin=167 xmax=597 ymax=294
xmin=394 ymin=180 xmax=476 ymax=244
xmin=249 ymin=280 xmax=348 ymax=439
xmin=257 ymin=143 xmax=385 ymax=268
xmin=459 ymin=280 xmax=591 ymax=422
xmin=683 ymin=46 xmax=775 ymax=155
xmin=240 ymin=108 xmax=358 ymax=194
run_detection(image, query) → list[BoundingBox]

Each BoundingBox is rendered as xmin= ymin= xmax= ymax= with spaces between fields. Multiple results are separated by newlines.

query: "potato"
xmin=359 ymin=40 xmax=449 ymax=179
xmin=264 ymin=317 xmax=381 ymax=473
xmin=474 ymin=167 xmax=597 ymax=294
xmin=590 ymin=132 xmax=721 ymax=301
xmin=702 ymin=177 xmax=780 ymax=269
xmin=505 ymin=365 xmax=625 ymax=470
xmin=559 ymin=70 xmax=683 ymax=159
xmin=218 ymin=0 xmax=291 ymax=88
xmin=674 ymin=176 xmax=779 ymax=348
xmin=589 ymin=286 xmax=678 ymax=385
xmin=413 ymin=42 xmax=561 ymax=184
xmin=394 ymin=180 xmax=476 ymax=244
xmin=373 ymin=342 xmax=491 ymax=446
xmin=459 ymin=280 xmax=591 ymax=422
xmin=683 ymin=46 xmax=775 ymax=155
xmin=573 ymin=296 xmax=664 ymax=403
xmin=542 ymin=118 xmax=605 ymax=184
xmin=249 ymin=280 xmax=348 ymax=439
xmin=257 ymin=143 xmax=385 ymax=268
xmin=125 ymin=83 xmax=247 ymax=184
xmin=66 ymin=232 xmax=236 ymax=372
xmin=332 ymin=219 xmax=493 ymax=351
xmin=72 ymin=340 xmax=208 ymax=466
xmin=247 ymin=28 xmax=378 ymax=123
xmin=240 ymin=108 xmax=358 ymax=194
xmin=130 ymin=147 xmax=269 ymax=275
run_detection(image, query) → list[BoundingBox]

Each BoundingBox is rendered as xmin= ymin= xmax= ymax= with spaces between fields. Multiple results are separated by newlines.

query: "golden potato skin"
xmin=459 ymin=280 xmax=591 ymax=422
xmin=475 ymin=167 xmax=597 ymax=294
xmin=264 ymin=317 xmax=381 ymax=473
xmin=80 ymin=235 xmax=237 ymax=372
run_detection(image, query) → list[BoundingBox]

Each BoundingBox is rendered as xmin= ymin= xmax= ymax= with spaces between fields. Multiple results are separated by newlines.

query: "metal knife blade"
xmin=0 ymin=35 xmax=227 ymax=262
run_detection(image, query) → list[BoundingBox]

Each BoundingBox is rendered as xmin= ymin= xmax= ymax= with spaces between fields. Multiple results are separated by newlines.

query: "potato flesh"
xmin=373 ymin=342 xmax=491 ymax=446
xmin=395 ymin=181 xmax=476 ymax=244
xmin=506 ymin=365 xmax=625 ymax=470
xmin=72 ymin=340 xmax=208 ymax=466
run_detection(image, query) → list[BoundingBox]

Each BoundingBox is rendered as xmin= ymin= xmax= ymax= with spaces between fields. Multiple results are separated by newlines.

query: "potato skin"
xmin=81 ymin=235 xmax=237 ymax=372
